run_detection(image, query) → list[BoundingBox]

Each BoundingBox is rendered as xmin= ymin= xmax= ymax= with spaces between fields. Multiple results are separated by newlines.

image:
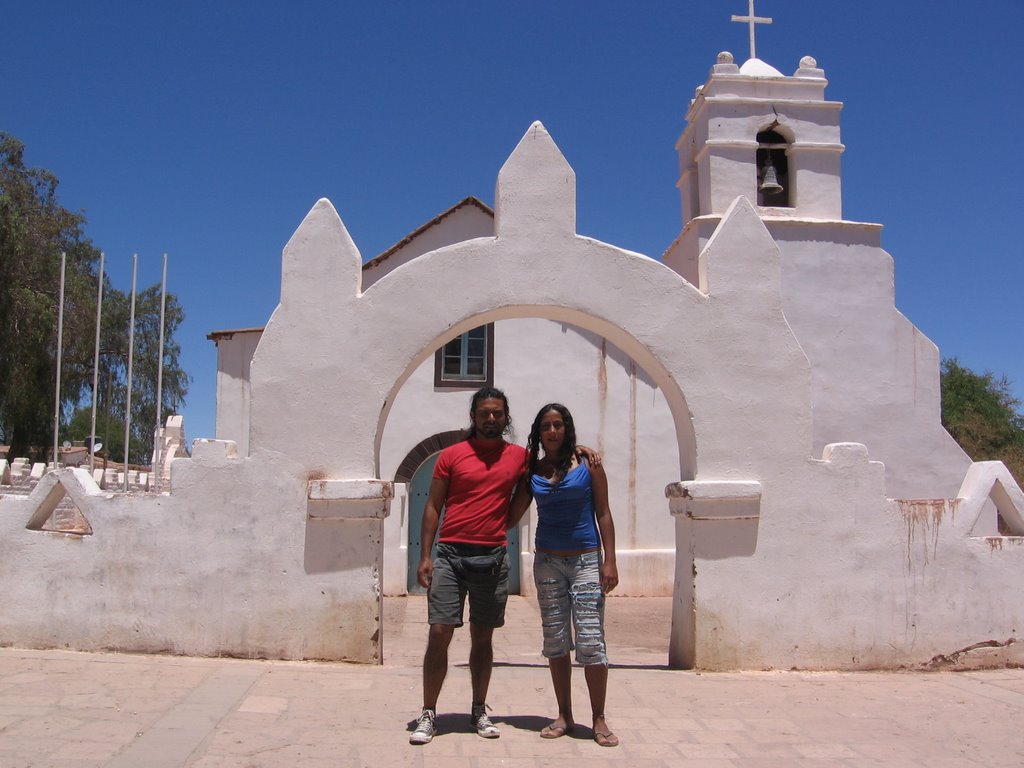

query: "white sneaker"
xmin=410 ymin=708 xmax=436 ymax=745
xmin=471 ymin=704 xmax=500 ymax=738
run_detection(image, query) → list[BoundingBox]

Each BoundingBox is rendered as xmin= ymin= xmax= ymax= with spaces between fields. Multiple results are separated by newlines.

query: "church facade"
xmin=206 ymin=47 xmax=1024 ymax=668
xmin=211 ymin=50 xmax=984 ymax=594
xmin=5 ymin=43 xmax=1023 ymax=670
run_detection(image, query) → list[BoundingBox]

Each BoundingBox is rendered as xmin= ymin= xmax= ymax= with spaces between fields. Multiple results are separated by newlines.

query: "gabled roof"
xmin=361 ymin=196 xmax=493 ymax=272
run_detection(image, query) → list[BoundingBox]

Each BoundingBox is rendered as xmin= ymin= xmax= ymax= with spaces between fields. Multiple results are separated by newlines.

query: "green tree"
xmin=0 ymin=133 xmax=101 ymax=459
xmin=0 ymin=132 xmax=189 ymax=464
xmin=65 ymin=286 xmax=189 ymax=465
xmin=941 ymin=358 xmax=1024 ymax=485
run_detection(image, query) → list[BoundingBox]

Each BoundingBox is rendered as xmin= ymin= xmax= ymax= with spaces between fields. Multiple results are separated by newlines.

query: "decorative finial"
xmin=718 ymin=51 xmax=735 ymax=64
xmin=731 ymin=0 xmax=773 ymax=60
xmin=794 ymin=55 xmax=824 ymax=79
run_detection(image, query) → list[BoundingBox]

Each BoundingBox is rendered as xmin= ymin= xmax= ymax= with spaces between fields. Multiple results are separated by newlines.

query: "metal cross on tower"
xmin=731 ymin=0 xmax=773 ymax=60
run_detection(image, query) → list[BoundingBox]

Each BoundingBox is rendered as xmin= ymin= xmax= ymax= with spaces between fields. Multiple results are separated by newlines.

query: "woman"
xmin=508 ymin=403 xmax=619 ymax=747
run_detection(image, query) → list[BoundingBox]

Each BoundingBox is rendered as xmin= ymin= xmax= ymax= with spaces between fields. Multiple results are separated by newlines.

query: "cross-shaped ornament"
xmin=731 ymin=0 xmax=773 ymax=60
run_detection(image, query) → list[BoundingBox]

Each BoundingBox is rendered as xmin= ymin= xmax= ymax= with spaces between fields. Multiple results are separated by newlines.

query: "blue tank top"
xmin=533 ymin=462 xmax=600 ymax=552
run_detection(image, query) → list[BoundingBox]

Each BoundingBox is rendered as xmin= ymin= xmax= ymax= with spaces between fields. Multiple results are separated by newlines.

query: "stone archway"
xmin=381 ymin=313 xmax=690 ymax=603
xmin=394 ymin=431 xmax=466 ymax=485
xmin=246 ymin=122 xmax=813 ymax=667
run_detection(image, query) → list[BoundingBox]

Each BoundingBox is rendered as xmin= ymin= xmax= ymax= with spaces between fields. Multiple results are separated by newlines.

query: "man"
xmin=409 ymin=386 xmax=523 ymax=744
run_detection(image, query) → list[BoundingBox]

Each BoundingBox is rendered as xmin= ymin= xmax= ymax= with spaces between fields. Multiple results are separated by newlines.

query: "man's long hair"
xmin=526 ymin=403 xmax=578 ymax=487
xmin=466 ymin=386 xmax=513 ymax=438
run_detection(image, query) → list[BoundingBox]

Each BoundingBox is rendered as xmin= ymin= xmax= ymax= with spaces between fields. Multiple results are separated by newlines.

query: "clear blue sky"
xmin=6 ymin=1 xmax=1022 ymax=443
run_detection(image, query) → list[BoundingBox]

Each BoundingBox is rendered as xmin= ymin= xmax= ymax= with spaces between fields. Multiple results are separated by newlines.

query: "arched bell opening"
xmin=756 ymin=128 xmax=791 ymax=207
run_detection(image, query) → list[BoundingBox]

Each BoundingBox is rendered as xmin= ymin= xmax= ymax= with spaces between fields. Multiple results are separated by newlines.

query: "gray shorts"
xmin=428 ymin=542 xmax=509 ymax=628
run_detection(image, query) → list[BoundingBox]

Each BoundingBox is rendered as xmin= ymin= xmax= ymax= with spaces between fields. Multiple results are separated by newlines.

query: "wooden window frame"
xmin=433 ymin=324 xmax=495 ymax=389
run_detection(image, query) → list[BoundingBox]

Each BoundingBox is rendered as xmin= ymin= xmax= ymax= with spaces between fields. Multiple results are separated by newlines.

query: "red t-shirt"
xmin=433 ymin=438 xmax=529 ymax=546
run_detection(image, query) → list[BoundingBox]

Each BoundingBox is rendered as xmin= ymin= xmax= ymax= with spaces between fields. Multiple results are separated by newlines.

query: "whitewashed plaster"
xmin=207 ymin=199 xmax=684 ymax=598
xmin=357 ymin=199 xmax=682 ymax=596
xmin=242 ymin=122 xmax=818 ymax=640
xmin=208 ymin=328 xmax=261 ymax=458
xmin=668 ymin=442 xmax=1023 ymax=670
xmin=665 ymin=53 xmax=970 ymax=499
xmin=248 ymin=121 xmax=812 ymax=506
xmin=0 ymin=444 xmax=387 ymax=662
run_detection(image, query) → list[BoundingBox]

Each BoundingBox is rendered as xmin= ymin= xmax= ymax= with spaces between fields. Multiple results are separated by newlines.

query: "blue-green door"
xmin=407 ymin=452 xmax=520 ymax=594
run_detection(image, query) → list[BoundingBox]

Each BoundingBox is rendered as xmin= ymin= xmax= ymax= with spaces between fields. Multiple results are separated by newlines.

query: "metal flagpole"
xmin=52 ymin=252 xmax=66 ymax=470
xmin=153 ymin=253 xmax=168 ymax=492
xmin=123 ymin=254 xmax=138 ymax=492
xmin=89 ymin=252 xmax=105 ymax=475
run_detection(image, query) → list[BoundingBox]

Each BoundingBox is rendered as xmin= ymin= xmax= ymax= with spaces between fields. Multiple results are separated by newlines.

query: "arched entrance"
xmin=397 ymin=438 xmax=520 ymax=593
xmin=248 ymin=124 xmax=813 ymax=668
xmin=406 ymin=452 xmax=439 ymax=594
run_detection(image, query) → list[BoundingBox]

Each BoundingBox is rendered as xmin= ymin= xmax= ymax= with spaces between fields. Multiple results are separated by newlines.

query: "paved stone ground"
xmin=1 ymin=596 xmax=1022 ymax=767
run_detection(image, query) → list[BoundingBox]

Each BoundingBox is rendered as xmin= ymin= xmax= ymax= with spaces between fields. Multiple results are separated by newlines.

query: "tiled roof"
xmin=361 ymin=196 xmax=493 ymax=272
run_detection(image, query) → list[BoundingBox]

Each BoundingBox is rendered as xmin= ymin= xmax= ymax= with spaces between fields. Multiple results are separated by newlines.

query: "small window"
xmin=434 ymin=324 xmax=494 ymax=388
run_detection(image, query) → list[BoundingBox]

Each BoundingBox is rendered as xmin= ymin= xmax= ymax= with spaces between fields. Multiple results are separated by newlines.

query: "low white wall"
xmin=671 ymin=445 xmax=1024 ymax=670
xmin=0 ymin=442 xmax=389 ymax=663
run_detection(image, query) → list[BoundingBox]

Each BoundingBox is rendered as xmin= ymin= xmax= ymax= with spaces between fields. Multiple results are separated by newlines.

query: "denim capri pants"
xmin=533 ymin=550 xmax=608 ymax=665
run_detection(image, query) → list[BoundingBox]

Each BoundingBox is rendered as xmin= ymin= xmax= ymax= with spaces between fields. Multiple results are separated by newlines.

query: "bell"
xmin=759 ymin=163 xmax=783 ymax=195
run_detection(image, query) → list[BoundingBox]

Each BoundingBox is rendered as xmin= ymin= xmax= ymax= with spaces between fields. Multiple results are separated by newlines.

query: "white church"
xmin=3 ymin=16 xmax=1023 ymax=670
xmin=211 ymin=44 xmax=973 ymax=597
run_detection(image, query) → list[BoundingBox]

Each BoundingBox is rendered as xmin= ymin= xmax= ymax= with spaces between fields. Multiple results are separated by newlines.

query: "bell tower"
xmin=678 ymin=50 xmax=843 ymax=224
xmin=665 ymin=48 xmax=846 ymax=281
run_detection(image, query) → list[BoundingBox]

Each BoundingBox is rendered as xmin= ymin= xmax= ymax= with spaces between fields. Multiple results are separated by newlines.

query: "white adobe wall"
xmin=772 ymin=224 xmax=970 ymax=498
xmin=0 ymin=442 xmax=388 ymax=662
xmin=667 ymin=216 xmax=969 ymax=500
xmin=210 ymin=329 xmax=261 ymax=457
xmin=660 ymin=190 xmax=1024 ymax=669
xmin=673 ymin=445 xmax=1024 ymax=671
xmin=206 ymin=201 xmax=680 ymax=596
xmin=666 ymin=52 xmax=970 ymax=500
xmin=240 ymin=123 xmax=826 ymax=671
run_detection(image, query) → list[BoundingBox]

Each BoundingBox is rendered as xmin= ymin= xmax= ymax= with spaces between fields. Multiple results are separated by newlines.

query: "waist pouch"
xmin=442 ymin=544 xmax=506 ymax=581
